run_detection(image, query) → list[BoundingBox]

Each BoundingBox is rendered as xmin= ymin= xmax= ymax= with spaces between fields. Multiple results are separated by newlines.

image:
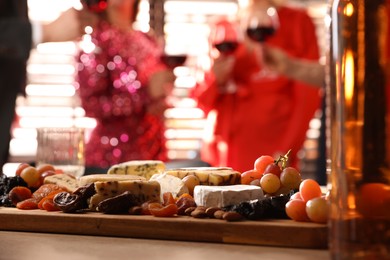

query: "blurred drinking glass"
xmin=244 ymin=6 xmax=279 ymax=78
xmin=36 ymin=127 xmax=85 ymax=178
xmin=211 ymin=19 xmax=241 ymax=56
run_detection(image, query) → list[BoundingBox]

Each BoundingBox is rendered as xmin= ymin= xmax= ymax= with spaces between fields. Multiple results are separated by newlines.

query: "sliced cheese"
xmin=150 ymin=173 xmax=189 ymax=200
xmin=78 ymin=174 xmax=145 ymax=187
xmin=107 ymin=160 xmax=165 ymax=180
xmin=89 ymin=180 xmax=160 ymax=211
xmin=193 ymin=185 xmax=264 ymax=208
xmin=43 ymin=174 xmax=78 ymax=193
xmin=164 ymin=167 xmax=241 ymax=186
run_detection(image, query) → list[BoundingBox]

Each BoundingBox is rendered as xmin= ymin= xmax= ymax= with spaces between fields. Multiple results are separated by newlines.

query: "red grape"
xmin=285 ymin=199 xmax=310 ymax=222
xmin=280 ymin=167 xmax=302 ymax=190
xmin=263 ymin=163 xmax=282 ymax=177
xmin=241 ymin=169 xmax=261 ymax=184
xmin=306 ymin=197 xmax=328 ymax=223
xmin=254 ymin=155 xmax=274 ymax=174
xmin=36 ymin=164 xmax=56 ymax=174
xmin=299 ymin=179 xmax=322 ymax=202
xmin=15 ymin=163 xmax=30 ymax=176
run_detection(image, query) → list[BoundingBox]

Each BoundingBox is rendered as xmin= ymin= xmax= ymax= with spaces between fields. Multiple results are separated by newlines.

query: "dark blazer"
xmin=0 ymin=0 xmax=32 ymax=167
xmin=0 ymin=0 xmax=32 ymax=60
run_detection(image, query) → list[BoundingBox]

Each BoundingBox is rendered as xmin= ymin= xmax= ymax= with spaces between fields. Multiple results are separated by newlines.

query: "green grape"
xmin=280 ymin=167 xmax=302 ymax=190
xmin=260 ymin=173 xmax=280 ymax=194
xmin=305 ymin=197 xmax=328 ymax=223
xmin=20 ymin=166 xmax=40 ymax=188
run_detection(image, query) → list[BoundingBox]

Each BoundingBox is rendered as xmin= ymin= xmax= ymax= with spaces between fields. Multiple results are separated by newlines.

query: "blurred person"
xmin=191 ymin=0 xmax=322 ymax=173
xmin=0 ymin=0 xmax=89 ymax=170
xmin=76 ymin=0 xmax=176 ymax=169
xmin=263 ymin=45 xmax=326 ymax=184
xmin=263 ymin=45 xmax=325 ymax=88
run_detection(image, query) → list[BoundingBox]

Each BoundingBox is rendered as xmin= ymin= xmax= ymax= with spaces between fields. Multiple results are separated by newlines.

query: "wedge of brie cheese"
xmin=150 ymin=173 xmax=189 ymax=200
xmin=193 ymin=185 xmax=264 ymax=208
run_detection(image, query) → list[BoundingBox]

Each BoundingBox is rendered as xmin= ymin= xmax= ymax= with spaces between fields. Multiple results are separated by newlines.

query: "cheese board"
xmin=0 ymin=207 xmax=328 ymax=249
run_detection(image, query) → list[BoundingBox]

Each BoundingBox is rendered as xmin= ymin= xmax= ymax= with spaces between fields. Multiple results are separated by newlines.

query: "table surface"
xmin=0 ymin=231 xmax=330 ymax=260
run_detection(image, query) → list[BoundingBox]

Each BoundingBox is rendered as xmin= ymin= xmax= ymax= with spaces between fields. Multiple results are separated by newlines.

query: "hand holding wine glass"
xmin=245 ymin=6 xmax=279 ymax=78
xmin=210 ymin=19 xmax=241 ymax=93
xmin=211 ymin=19 xmax=241 ymax=56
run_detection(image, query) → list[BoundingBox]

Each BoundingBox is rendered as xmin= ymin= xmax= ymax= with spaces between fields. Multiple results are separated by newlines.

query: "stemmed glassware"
xmin=210 ymin=19 xmax=242 ymax=93
xmin=211 ymin=19 xmax=241 ymax=56
xmin=244 ymin=6 xmax=279 ymax=78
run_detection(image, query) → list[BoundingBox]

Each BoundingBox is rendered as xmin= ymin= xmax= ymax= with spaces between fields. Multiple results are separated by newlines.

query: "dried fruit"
xmin=8 ymin=186 xmax=32 ymax=206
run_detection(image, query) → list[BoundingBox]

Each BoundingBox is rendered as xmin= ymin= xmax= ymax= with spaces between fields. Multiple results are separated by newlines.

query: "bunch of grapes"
xmin=285 ymin=179 xmax=328 ymax=223
xmin=14 ymin=163 xmax=57 ymax=189
xmin=241 ymin=150 xmax=302 ymax=196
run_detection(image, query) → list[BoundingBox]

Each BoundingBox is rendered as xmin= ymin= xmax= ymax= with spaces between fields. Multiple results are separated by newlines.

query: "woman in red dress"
xmin=76 ymin=0 xmax=175 ymax=169
xmin=191 ymin=0 xmax=322 ymax=173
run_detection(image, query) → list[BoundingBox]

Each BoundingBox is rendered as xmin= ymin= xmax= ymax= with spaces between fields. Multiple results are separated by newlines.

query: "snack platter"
xmin=0 ymin=207 xmax=327 ymax=249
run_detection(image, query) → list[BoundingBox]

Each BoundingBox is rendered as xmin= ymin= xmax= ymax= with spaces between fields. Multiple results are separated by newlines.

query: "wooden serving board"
xmin=0 ymin=207 xmax=327 ymax=249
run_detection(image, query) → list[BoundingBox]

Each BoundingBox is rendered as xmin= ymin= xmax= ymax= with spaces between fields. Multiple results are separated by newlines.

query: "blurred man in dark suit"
xmin=0 ymin=0 xmax=95 ymax=170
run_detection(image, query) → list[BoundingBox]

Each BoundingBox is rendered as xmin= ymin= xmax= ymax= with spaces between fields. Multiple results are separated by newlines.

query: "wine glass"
xmin=160 ymin=53 xmax=187 ymax=69
xmin=245 ymin=6 xmax=279 ymax=78
xmin=211 ymin=19 xmax=241 ymax=56
xmin=82 ymin=0 xmax=108 ymax=13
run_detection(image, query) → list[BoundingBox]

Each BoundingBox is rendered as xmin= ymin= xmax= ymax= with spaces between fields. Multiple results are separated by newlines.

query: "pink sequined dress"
xmin=76 ymin=21 xmax=168 ymax=169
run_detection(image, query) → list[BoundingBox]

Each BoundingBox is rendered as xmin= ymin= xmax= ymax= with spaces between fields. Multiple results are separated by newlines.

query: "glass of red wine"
xmin=82 ymin=0 xmax=108 ymax=13
xmin=245 ymin=6 xmax=279 ymax=78
xmin=211 ymin=20 xmax=241 ymax=56
xmin=160 ymin=54 xmax=187 ymax=69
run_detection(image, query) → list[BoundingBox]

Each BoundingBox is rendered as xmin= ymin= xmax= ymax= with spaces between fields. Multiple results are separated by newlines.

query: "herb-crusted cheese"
xmin=193 ymin=185 xmax=264 ymax=208
xmin=89 ymin=180 xmax=161 ymax=211
xmin=43 ymin=174 xmax=78 ymax=192
xmin=107 ymin=160 xmax=165 ymax=180
xmin=164 ymin=167 xmax=241 ymax=186
xmin=78 ymin=174 xmax=146 ymax=187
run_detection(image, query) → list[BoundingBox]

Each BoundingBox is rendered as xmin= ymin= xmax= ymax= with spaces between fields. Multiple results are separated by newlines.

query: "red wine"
xmin=160 ymin=54 xmax=187 ymax=69
xmin=214 ymin=41 xmax=239 ymax=55
xmin=83 ymin=0 xmax=107 ymax=13
xmin=246 ymin=26 xmax=275 ymax=43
